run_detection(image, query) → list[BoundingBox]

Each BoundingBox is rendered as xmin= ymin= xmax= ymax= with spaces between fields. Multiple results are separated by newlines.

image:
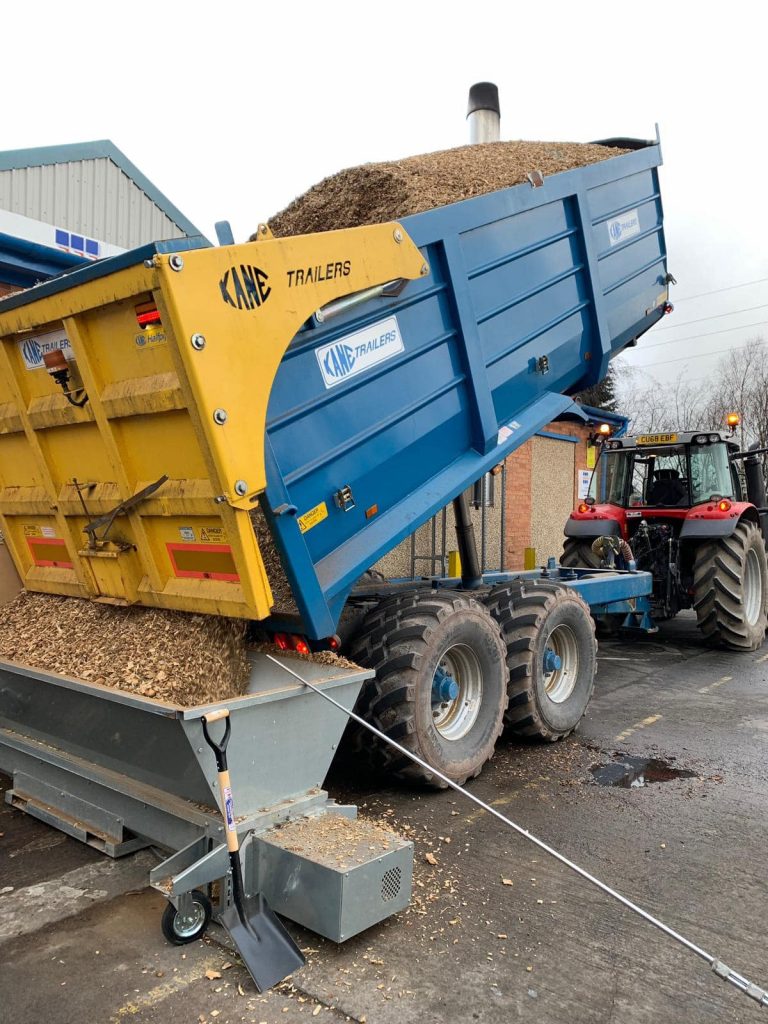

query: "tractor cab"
xmin=588 ymin=431 xmax=742 ymax=511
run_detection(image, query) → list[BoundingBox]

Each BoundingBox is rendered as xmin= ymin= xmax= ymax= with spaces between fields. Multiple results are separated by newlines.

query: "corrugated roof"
xmin=0 ymin=140 xmax=205 ymax=240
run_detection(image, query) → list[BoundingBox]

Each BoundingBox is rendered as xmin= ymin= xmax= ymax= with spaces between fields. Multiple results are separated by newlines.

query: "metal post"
xmin=499 ymin=462 xmax=507 ymax=571
xmin=440 ymin=506 xmax=447 ymax=578
xmin=452 ymin=491 xmax=483 ymax=588
xmin=467 ymin=82 xmax=500 ymax=144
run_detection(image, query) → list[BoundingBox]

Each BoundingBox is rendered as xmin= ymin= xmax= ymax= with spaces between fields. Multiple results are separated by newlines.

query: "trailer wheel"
xmin=161 ymin=890 xmax=212 ymax=945
xmin=692 ymin=518 xmax=768 ymax=650
xmin=561 ymin=538 xmax=603 ymax=569
xmin=486 ymin=580 xmax=597 ymax=741
xmin=347 ymin=591 xmax=508 ymax=787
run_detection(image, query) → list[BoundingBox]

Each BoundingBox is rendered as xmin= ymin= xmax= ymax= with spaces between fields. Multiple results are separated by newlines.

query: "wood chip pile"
xmin=250 ymin=507 xmax=299 ymax=614
xmin=0 ymin=592 xmax=251 ymax=706
xmin=263 ymin=140 xmax=629 ymax=238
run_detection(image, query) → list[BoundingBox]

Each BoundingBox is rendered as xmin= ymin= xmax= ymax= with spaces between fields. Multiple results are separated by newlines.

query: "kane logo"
xmin=316 ymin=316 xmax=404 ymax=389
xmin=607 ymin=208 xmax=641 ymax=247
xmin=219 ymin=264 xmax=271 ymax=310
xmin=322 ymin=343 xmax=356 ymax=380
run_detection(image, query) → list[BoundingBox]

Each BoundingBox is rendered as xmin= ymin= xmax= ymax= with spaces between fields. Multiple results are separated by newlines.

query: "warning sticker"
xmin=200 ymin=526 xmax=225 ymax=543
xmin=298 ymin=501 xmax=328 ymax=534
xmin=23 ymin=525 xmax=41 ymax=537
xmin=179 ymin=526 xmax=196 ymax=542
xmin=41 ymin=526 xmax=57 ymax=538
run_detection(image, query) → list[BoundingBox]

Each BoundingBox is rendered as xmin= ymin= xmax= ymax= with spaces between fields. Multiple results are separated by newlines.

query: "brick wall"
xmin=503 ymin=420 xmax=594 ymax=569
xmin=375 ymin=418 xmax=598 ymax=577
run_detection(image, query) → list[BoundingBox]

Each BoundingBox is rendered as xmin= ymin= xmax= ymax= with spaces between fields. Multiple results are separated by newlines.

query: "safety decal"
xmin=298 ymin=501 xmax=328 ymax=534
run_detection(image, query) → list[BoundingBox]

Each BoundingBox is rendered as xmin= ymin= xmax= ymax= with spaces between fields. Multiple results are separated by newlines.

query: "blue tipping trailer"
xmin=0 ymin=131 xmax=668 ymax=788
xmin=263 ymin=133 xmax=668 ymax=640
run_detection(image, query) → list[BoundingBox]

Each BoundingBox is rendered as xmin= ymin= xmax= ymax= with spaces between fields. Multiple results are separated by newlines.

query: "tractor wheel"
xmin=347 ymin=591 xmax=508 ymax=787
xmin=561 ymin=538 xmax=603 ymax=569
xmin=692 ymin=519 xmax=768 ymax=651
xmin=486 ymin=580 xmax=597 ymax=741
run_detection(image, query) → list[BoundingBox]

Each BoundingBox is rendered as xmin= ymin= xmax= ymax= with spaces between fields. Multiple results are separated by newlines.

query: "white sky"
xmin=4 ymin=1 xmax=766 ymax=386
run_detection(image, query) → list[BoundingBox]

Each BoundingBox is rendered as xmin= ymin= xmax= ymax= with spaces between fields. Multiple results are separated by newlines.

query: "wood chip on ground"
xmin=262 ymin=140 xmax=630 ymax=238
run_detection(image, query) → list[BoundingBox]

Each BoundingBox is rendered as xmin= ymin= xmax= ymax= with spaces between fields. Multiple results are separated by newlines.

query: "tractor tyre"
xmin=561 ymin=538 xmax=603 ymax=570
xmin=346 ymin=591 xmax=508 ymax=787
xmin=486 ymin=579 xmax=597 ymax=741
xmin=692 ymin=519 xmax=768 ymax=651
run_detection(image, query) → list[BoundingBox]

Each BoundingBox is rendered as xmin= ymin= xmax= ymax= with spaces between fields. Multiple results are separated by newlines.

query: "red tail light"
xmin=294 ymin=639 xmax=310 ymax=655
xmin=135 ymin=302 xmax=162 ymax=329
xmin=327 ymin=635 xmax=340 ymax=651
xmin=273 ymin=632 xmax=289 ymax=650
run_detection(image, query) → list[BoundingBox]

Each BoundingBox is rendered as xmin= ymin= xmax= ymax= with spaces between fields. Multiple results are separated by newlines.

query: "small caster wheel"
xmin=161 ymin=889 xmax=212 ymax=945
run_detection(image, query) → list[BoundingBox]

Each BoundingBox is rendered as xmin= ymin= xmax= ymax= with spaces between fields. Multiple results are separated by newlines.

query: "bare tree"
xmin=613 ymin=360 xmax=706 ymax=433
xmin=702 ymin=337 xmax=768 ymax=448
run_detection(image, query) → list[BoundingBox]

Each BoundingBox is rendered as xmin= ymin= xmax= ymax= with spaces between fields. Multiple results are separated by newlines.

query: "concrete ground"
xmin=2 ymin=613 xmax=767 ymax=1023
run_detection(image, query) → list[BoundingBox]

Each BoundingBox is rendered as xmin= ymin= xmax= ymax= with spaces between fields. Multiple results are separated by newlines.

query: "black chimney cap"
xmin=467 ymin=82 xmax=500 ymax=118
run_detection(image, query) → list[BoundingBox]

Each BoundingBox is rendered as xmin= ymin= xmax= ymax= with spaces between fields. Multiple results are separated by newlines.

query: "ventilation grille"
xmin=380 ymin=866 xmax=402 ymax=902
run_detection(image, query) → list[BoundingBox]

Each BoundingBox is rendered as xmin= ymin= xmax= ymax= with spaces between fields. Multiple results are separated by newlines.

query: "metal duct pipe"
xmin=467 ymin=82 xmax=500 ymax=144
xmin=744 ymin=443 xmax=767 ymax=509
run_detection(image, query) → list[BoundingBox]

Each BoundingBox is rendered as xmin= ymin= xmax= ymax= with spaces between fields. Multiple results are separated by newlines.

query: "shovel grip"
xmin=202 ymin=710 xmax=232 ymax=772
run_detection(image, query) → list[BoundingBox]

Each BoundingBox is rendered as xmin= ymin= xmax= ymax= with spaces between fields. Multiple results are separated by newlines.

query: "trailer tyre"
xmin=486 ymin=580 xmax=597 ymax=741
xmin=347 ymin=591 xmax=508 ymax=787
xmin=692 ymin=518 xmax=768 ymax=651
xmin=161 ymin=890 xmax=212 ymax=945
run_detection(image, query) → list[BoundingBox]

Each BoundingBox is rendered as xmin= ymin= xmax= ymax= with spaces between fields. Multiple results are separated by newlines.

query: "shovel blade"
xmin=219 ymin=891 xmax=305 ymax=992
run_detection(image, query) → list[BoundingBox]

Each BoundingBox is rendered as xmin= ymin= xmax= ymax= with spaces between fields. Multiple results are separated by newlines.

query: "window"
xmin=690 ymin=443 xmax=735 ymax=504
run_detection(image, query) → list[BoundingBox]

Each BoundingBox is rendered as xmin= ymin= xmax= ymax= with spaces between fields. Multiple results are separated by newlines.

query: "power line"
xmin=651 ymin=302 xmax=768 ymax=332
xmin=672 ymin=276 xmax=768 ymax=303
xmin=636 ymin=318 xmax=768 ymax=350
xmin=626 ymin=336 xmax=763 ymax=370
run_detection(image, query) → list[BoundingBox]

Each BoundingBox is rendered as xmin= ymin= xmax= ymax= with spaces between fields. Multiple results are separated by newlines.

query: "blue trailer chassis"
xmin=379 ymin=564 xmax=655 ymax=632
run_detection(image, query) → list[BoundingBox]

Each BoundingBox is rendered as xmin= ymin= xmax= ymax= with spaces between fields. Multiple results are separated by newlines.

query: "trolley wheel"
xmin=161 ymin=889 xmax=212 ymax=945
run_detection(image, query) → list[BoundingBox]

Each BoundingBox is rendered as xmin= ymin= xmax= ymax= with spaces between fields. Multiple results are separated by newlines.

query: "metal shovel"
xmin=201 ymin=708 xmax=306 ymax=992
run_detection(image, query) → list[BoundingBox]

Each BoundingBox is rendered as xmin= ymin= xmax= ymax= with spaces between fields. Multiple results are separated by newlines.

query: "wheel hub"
xmin=543 ymin=648 xmax=563 ymax=674
xmin=173 ymin=899 xmax=206 ymax=939
xmin=431 ymin=644 xmax=483 ymax=741
xmin=432 ymin=666 xmax=460 ymax=704
xmin=743 ymin=546 xmax=762 ymax=626
xmin=542 ymin=624 xmax=579 ymax=704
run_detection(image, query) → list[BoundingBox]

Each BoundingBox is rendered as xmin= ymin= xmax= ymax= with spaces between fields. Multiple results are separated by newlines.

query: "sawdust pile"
xmin=264 ymin=140 xmax=629 ymax=237
xmin=265 ymin=813 xmax=400 ymax=870
xmin=0 ymin=592 xmax=251 ymax=706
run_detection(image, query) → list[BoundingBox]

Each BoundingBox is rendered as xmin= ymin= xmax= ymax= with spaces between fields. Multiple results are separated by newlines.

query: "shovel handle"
xmin=202 ymin=710 xmax=231 ymax=772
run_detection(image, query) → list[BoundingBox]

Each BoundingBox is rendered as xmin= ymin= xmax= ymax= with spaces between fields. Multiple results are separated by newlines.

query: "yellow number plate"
xmin=636 ymin=433 xmax=678 ymax=445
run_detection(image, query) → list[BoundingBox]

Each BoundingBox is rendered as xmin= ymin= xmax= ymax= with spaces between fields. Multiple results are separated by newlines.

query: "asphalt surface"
xmin=2 ymin=612 xmax=767 ymax=1023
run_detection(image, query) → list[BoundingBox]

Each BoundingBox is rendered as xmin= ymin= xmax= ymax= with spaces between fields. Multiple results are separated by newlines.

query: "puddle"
xmin=591 ymin=755 xmax=697 ymax=788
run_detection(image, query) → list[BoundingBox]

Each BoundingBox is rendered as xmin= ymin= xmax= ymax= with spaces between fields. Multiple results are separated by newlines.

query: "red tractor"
xmin=562 ymin=424 xmax=768 ymax=650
